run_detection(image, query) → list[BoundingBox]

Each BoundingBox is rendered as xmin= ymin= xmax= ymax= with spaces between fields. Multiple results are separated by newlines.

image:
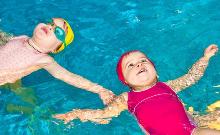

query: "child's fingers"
xmin=206 ymin=44 xmax=217 ymax=51
xmin=211 ymin=45 xmax=218 ymax=51
xmin=204 ymin=44 xmax=219 ymax=57
xmin=208 ymin=45 xmax=217 ymax=51
xmin=53 ymin=114 xmax=62 ymax=119
xmin=100 ymin=91 xmax=116 ymax=105
xmin=53 ymin=114 xmax=72 ymax=124
xmin=53 ymin=114 xmax=66 ymax=120
xmin=209 ymin=44 xmax=218 ymax=48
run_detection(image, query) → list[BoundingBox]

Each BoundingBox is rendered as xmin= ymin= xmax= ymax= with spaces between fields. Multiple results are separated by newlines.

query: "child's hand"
xmin=204 ymin=44 xmax=218 ymax=59
xmin=99 ymin=90 xmax=116 ymax=105
xmin=53 ymin=111 xmax=78 ymax=124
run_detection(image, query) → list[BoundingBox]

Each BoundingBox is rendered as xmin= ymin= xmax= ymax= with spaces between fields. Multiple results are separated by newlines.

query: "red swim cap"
xmin=116 ymin=50 xmax=155 ymax=85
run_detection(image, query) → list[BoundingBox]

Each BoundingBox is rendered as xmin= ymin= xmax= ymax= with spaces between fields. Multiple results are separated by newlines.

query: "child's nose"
xmin=48 ymin=25 xmax=54 ymax=31
xmin=136 ymin=63 xmax=142 ymax=67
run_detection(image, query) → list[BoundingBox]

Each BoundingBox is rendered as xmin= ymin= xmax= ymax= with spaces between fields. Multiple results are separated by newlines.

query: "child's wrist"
xmin=202 ymin=55 xmax=210 ymax=61
xmin=71 ymin=109 xmax=88 ymax=120
xmin=72 ymin=109 xmax=92 ymax=121
xmin=90 ymin=84 xmax=105 ymax=93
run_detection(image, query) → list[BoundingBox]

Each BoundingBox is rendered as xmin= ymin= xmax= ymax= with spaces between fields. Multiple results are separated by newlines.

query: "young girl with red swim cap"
xmin=54 ymin=44 xmax=220 ymax=135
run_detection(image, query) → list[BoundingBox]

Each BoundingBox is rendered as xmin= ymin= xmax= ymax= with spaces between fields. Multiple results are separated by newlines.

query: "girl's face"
xmin=32 ymin=18 xmax=67 ymax=53
xmin=121 ymin=51 xmax=157 ymax=88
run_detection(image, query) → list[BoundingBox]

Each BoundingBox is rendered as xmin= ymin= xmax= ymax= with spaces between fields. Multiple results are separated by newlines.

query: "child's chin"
xmin=137 ymin=75 xmax=148 ymax=81
xmin=35 ymin=30 xmax=46 ymax=39
xmin=136 ymin=79 xmax=148 ymax=85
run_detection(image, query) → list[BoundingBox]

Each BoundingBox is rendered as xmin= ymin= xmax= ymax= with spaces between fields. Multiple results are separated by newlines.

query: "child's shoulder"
xmin=36 ymin=55 xmax=54 ymax=65
xmin=12 ymin=35 xmax=28 ymax=40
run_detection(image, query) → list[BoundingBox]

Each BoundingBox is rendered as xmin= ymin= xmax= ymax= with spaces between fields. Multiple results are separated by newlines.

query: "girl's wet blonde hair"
xmin=0 ymin=30 xmax=13 ymax=46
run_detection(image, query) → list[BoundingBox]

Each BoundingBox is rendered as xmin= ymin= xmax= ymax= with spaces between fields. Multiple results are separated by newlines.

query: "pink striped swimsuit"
xmin=128 ymin=82 xmax=196 ymax=135
xmin=0 ymin=35 xmax=48 ymax=84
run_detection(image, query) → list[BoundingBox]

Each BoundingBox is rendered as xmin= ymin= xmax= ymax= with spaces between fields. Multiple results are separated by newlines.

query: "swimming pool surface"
xmin=0 ymin=0 xmax=220 ymax=134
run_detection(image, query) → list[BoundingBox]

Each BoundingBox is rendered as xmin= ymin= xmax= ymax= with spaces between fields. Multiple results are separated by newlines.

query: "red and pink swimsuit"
xmin=128 ymin=82 xmax=196 ymax=135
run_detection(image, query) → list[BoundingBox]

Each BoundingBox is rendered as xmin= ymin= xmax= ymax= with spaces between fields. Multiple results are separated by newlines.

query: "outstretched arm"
xmin=166 ymin=44 xmax=218 ymax=93
xmin=53 ymin=92 xmax=128 ymax=124
xmin=43 ymin=58 xmax=115 ymax=105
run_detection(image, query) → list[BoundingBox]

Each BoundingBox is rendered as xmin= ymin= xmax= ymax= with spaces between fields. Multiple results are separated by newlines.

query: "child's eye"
xmin=141 ymin=59 xmax=147 ymax=62
xmin=55 ymin=28 xmax=63 ymax=36
xmin=128 ymin=63 xmax=134 ymax=68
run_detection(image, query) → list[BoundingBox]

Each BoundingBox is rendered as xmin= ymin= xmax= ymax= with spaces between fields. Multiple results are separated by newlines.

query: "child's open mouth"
xmin=137 ymin=68 xmax=147 ymax=75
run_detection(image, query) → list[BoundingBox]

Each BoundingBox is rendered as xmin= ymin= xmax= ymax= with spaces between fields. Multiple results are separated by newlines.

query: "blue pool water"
xmin=0 ymin=0 xmax=220 ymax=134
